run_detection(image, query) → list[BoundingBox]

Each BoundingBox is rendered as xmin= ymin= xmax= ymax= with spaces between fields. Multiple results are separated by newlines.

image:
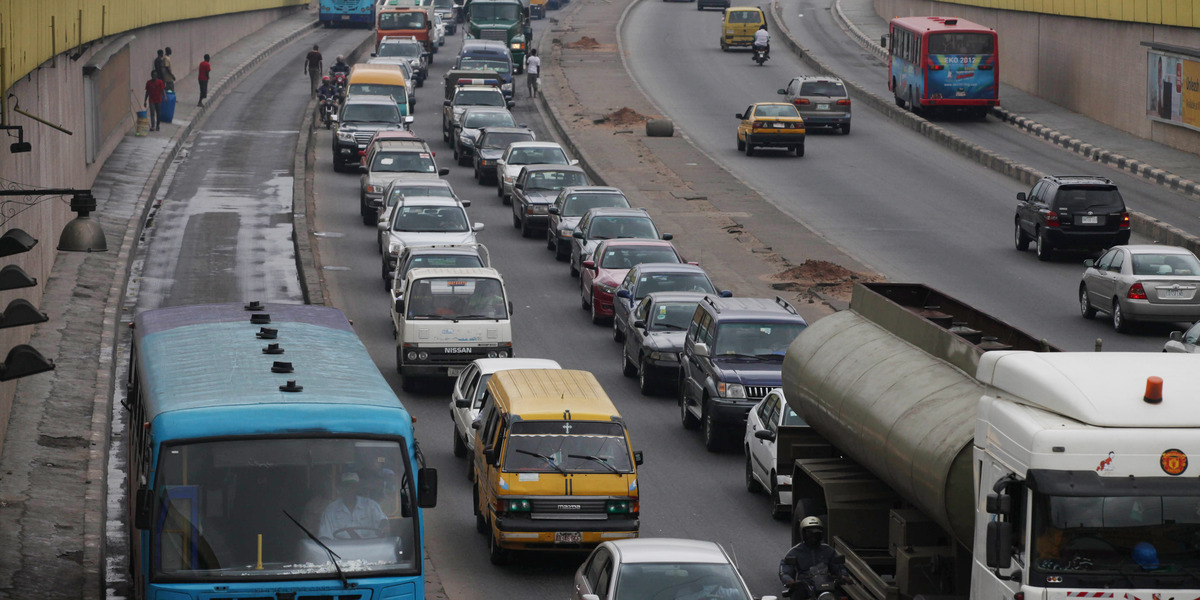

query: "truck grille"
xmin=530 ymin=498 xmax=608 ymax=520
xmin=479 ymin=29 xmax=508 ymax=41
xmin=744 ymin=386 xmax=771 ymax=400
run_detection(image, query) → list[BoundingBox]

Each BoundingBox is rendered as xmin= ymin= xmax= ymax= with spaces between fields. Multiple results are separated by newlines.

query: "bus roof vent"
xmin=256 ymin=327 xmax=278 ymax=340
xmin=263 ymin=343 xmax=285 ymax=355
xmin=271 ymin=361 xmax=294 ymax=374
xmin=280 ymin=380 xmax=303 ymax=393
xmin=245 ymin=300 xmax=265 ymax=311
xmin=944 ymin=18 xmax=958 ymax=25
xmin=250 ymin=313 xmax=271 ymax=324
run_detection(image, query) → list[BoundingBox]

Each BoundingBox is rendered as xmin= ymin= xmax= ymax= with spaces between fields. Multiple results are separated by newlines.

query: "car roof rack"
xmin=774 ymin=296 xmax=798 ymax=315
xmin=701 ymin=295 xmax=722 ymax=313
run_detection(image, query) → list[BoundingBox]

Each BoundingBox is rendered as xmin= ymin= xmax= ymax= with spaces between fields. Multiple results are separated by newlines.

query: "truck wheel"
xmin=680 ymin=390 xmax=699 ymax=430
xmin=453 ymin=429 xmax=467 ymax=457
xmin=401 ymin=375 xmax=417 ymax=393
xmin=395 ymin=347 xmax=403 ymax=374
xmin=745 ymin=455 xmax=763 ymax=493
xmin=702 ymin=401 xmax=723 ymax=452
xmin=770 ymin=474 xmax=790 ymax=520
xmin=1079 ymin=285 xmax=1096 ymax=319
xmin=488 ymin=528 xmax=508 ymax=565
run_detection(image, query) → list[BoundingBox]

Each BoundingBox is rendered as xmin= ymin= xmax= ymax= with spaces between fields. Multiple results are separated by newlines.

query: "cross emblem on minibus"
xmin=562 ymin=422 xmax=573 ymax=434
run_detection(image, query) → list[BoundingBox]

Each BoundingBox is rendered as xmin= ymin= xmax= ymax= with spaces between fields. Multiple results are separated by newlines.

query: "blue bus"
xmin=127 ymin=302 xmax=437 ymax=600
xmin=321 ymin=0 xmax=377 ymax=27
xmin=887 ymin=16 xmax=998 ymax=118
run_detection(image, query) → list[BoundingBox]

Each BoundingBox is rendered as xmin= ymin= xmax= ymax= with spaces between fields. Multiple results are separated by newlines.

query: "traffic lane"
xmin=782 ymin=0 xmax=1200 ymax=237
xmin=138 ymin=27 xmax=365 ymax=310
xmin=623 ymin=1 xmax=1172 ymax=351
xmin=311 ymin=38 xmax=792 ymax=600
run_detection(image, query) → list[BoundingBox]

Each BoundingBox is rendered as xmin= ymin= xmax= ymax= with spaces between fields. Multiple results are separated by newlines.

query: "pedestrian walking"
xmin=197 ymin=54 xmax=211 ymax=106
xmin=304 ymin=44 xmax=323 ymax=97
xmin=525 ymin=48 xmax=541 ymax=98
xmin=162 ymin=47 xmax=177 ymax=91
xmin=153 ymin=49 xmax=165 ymax=80
xmin=144 ymin=70 xmax=165 ymax=131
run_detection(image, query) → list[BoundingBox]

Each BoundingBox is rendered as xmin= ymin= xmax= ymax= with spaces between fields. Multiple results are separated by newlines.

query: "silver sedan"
xmin=1079 ymin=245 xmax=1200 ymax=333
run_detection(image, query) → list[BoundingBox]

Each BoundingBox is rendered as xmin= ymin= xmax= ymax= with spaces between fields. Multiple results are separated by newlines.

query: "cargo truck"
xmin=780 ymin=282 xmax=1200 ymax=600
xmin=462 ymin=0 xmax=531 ymax=72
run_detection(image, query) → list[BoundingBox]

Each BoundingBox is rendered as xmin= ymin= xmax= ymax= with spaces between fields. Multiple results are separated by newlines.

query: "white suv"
xmin=380 ymin=195 xmax=483 ymax=286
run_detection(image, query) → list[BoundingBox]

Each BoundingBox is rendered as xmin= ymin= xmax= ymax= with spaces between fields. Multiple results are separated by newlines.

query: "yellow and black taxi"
xmin=735 ymin=102 xmax=806 ymax=156
xmin=720 ymin=6 xmax=766 ymax=50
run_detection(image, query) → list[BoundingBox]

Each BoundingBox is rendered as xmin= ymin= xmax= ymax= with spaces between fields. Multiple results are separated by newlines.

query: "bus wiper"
xmin=568 ymin=454 xmax=620 ymax=474
xmin=515 ymin=449 xmax=565 ymax=474
xmin=282 ymin=510 xmax=351 ymax=590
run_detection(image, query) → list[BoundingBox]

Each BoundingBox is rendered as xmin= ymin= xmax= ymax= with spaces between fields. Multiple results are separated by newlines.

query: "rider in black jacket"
xmin=779 ymin=517 xmax=850 ymax=599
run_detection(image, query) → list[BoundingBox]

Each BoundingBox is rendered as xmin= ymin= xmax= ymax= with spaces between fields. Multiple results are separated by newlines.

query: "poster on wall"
xmin=1146 ymin=49 xmax=1200 ymax=131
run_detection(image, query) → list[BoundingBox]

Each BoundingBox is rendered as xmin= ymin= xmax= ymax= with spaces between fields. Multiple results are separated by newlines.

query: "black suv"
xmin=679 ymin=296 xmax=808 ymax=451
xmin=1014 ymin=175 xmax=1130 ymax=261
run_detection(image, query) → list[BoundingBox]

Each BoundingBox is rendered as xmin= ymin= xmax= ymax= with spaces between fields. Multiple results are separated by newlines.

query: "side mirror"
xmin=985 ymin=492 xmax=1012 ymax=515
xmin=378 ymin=221 xmax=389 ymax=231
xmin=471 ymin=419 xmax=482 ymax=429
xmin=693 ymin=342 xmax=710 ymax=358
xmin=404 ymin=115 xmax=415 ymax=124
xmin=777 ymin=88 xmax=786 ymax=95
xmin=569 ymin=159 xmax=580 ymax=166
xmin=507 ymin=101 xmax=516 ymax=109
xmin=548 ymin=206 xmax=560 ymax=215
xmin=484 ymin=447 xmax=498 ymax=465
xmin=417 ymin=467 xmax=439 ymax=508
xmin=455 ymin=397 xmax=471 ymax=408
xmin=134 ymin=487 xmax=153 ymax=530
xmin=572 ymin=231 xmax=585 ymax=239
xmin=661 ymin=233 xmax=673 ymax=241
xmin=1170 ymin=330 xmax=1184 ymax=342
xmin=473 ymin=222 xmax=485 ymax=232
xmin=633 ymin=450 xmax=643 ymax=466
xmin=880 ymin=33 xmax=888 ymax=48
xmin=735 ymin=113 xmax=744 ymax=119
xmin=1016 ymin=192 xmax=1027 ymax=202
xmin=394 ymin=298 xmax=404 ymax=314
xmin=1083 ymin=259 xmax=1095 ymax=268
xmin=985 ymin=521 xmax=1013 ymax=569
xmin=443 ymin=99 xmax=452 ymax=106
xmin=719 ymin=290 xmax=733 ymax=298
xmin=633 ymin=319 xmax=646 ymax=329
xmin=616 ymin=289 xmax=632 ymax=299
xmin=438 ymin=168 xmax=451 ymax=176
xmin=754 ymin=428 xmax=777 ymax=442
xmin=582 ymin=260 xmax=596 ymax=270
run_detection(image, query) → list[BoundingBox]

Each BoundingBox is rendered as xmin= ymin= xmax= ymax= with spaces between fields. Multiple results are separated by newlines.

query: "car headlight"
xmin=367 ymin=185 xmax=384 ymax=194
xmin=388 ymin=242 xmax=402 ymax=256
xmin=501 ymin=83 xmax=513 ymax=92
xmin=650 ymin=351 xmax=677 ymax=361
xmin=717 ymin=382 xmax=746 ymax=399
xmin=559 ymin=228 xmax=573 ymax=238
xmin=596 ymin=283 xmax=616 ymax=295
xmin=337 ymin=131 xmax=356 ymax=142
xmin=459 ymin=134 xmax=474 ymax=146
xmin=480 ymin=159 xmax=492 ymax=166
xmin=503 ymin=175 xmax=513 ymax=184
xmin=531 ymin=205 xmax=548 ymax=214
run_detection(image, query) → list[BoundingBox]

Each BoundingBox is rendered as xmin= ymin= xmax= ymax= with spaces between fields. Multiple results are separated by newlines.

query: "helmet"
xmin=1132 ymin=542 xmax=1159 ymax=570
xmin=800 ymin=516 xmax=824 ymax=532
xmin=322 ymin=75 xmax=330 ymax=82
xmin=337 ymin=55 xmax=345 ymax=62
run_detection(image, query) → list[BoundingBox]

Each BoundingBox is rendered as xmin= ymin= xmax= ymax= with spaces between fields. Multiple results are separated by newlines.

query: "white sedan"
xmin=448 ymin=358 xmax=561 ymax=458
xmin=572 ymin=538 xmax=769 ymax=600
xmin=495 ymin=141 xmax=573 ymax=204
xmin=744 ymin=387 xmax=806 ymax=520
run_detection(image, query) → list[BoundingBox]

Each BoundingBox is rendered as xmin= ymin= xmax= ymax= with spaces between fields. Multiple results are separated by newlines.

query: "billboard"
xmin=1147 ymin=50 xmax=1200 ymax=131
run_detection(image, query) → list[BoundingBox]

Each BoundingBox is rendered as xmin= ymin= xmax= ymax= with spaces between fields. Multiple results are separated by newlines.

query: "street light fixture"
xmin=57 ymin=191 xmax=107 ymax=252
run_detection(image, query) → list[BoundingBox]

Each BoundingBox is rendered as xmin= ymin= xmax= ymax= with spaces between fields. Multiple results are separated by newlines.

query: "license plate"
xmin=555 ymin=531 xmax=582 ymax=544
xmin=447 ymin=367 xmax=462 ymax=376
xmin=1081 ymin=215 xmax=1099 ymax=225
xmin=1161 ymin=289 xmax=1186 ymax=299
xmin=341 ymin=15 xmax=350 ymax=19
xmin=956 ymin=90 xmax=966 ymax=97
xmin=816 ymin=104 xmax=830 ymax=111
xmin=772 ymin=122 xmax=787 ymax=128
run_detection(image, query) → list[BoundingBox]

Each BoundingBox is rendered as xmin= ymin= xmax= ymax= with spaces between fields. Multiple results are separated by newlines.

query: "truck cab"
xmin=462 ymin=0 xmax=532 ymax=71
xmin=391 ymin=267 xmax=513 ymax=392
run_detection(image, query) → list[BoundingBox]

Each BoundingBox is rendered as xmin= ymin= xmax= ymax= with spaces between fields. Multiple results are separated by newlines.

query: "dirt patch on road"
xmin=769 ymin=260 xmax=882 ymax=303
xmin=607 ymin=107 xmax=649 ymax=125
xmin=566 ymin=36 xmax=601 ymax=49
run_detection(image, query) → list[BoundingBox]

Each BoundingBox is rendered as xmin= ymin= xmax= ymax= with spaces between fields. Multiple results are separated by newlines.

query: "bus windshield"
xmin=406 ymin=277 xmax=508 ymax=320
xmin=152 ymin=437 xmax=418 ymax=579
xmin=927 ymin=32 xmax=994 ymax=55
xmin=380 ymin=12 xmax=427 ymax=30
xmin=503 ymin=421 xmax=634 ymax=474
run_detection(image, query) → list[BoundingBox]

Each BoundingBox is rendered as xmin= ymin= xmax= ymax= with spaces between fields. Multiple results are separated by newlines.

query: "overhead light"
xmin=0 ymin=298 xmax=48 ymax=329
xmin=0 ymin=265 xmax=36 ymax=290
xmin=58 ymin=191 xmax=107 ymax=252
xmin=0 ymin=344 xmax=54 ymax=381
xmin=0 ymin=229 xmax=37 ymax=257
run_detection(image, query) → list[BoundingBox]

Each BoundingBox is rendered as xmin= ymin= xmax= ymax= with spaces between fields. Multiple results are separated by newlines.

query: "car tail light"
xmin=1128 ymin=283 xmax=1148 ymax=300
xmin=792 ymin=98 xmax=810 ymax=105
xmin=836 ymin=99 xmax=851 ymax=106
xmin=1120 ymin=212 xmax=1130 ymax=228
xmin=751 ymin=121 xmax=765 ymax=130
xmin=1045 ymin=211 xmax=1060 ymax=227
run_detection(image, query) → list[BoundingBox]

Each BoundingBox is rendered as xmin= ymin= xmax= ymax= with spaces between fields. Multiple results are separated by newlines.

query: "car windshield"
xmin=392 ymin=206 xmax=469 ymax=232
xmin=373 ymin=151 xmax=436 ymax=173
xmin=1031 ymin=493 xmax=1200 ymax=588
xmin=600 ymin=246 xmax=679 ymax=269
xmin=480 ymin=132 xmax=533 ymax=149
xmin=387 ymin=186 xmax=455 ymax=206
xmin=798 ymin=80 xmax=846 ymax=97
xmin=341 ymin=104 xmax=401 ymax=123
xmin=380 ymin=12 xmax=426 ymax=29
xmin=405 ymin=277 xmax=507 ymax=320
xmin=502 ymin=421 xmax=633 ymax=474
xmin=509 ymin=147 xmax=568 ymax=165
xmin=927 ymin=32 xmax=995 ymax=55
xmin=348 ymin=83 xmax=407 ymax=104
xmin=455 ymin=90 xmax=506 ymax=107
xmin=754 ymin=105 xmax=801 ymax=118
xmin=647 ymin=301 xmax=699 ymax=332
xmin=525 ymin=170 xmax=588 ymax=191
xmin=469 ymin=3 xmax=520 ymax=21
xmin=405 ymin=255 xmax=483 ymax=277
xmin=1130 ymin=253 xmax=1200 ymax=276
xmin=378 ymin=43 xmax=423 ymax=59
xmin=460 ymin=58 xmax=511 ymax=74
xmin=463 ymin=111 xmax=516 ymax=129
xmin=614 ymin=562 xmax=750 ymax=600
xmin=588 ymin=216 xmax=657 ymax=240
xmin=714 ymin=322 xmax=807 ymax=357
xmin=1054 ymin=186 xmax=1125 ymax=213
xmin=152 ymin=437 xmax=417 ymax=579
xmin=562 ymin=193 xmax=630 ymax=217
xmin=635 ymin=273 xmax=715 ymax=300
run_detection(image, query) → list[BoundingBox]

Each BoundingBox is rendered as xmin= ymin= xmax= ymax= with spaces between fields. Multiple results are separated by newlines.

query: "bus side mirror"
xmin=985 ymin=492 xmax=1011 ymax=515
xmin=880 ymin=34 xmax=888 ymax=48
xmin=633 ymin=450 xmax=643 ymax=466
xmin=985 ymin=521 xmax=1013 ymax=569
xmin=394 ymin=298 xmax=405 ymax=314
xmin=134 ymin=488 xmax=153 ymax=530
xmin=418 ymin=467 xmax=439 ymax=508
xmin=484 ymin=447 xmax=498 ymax=465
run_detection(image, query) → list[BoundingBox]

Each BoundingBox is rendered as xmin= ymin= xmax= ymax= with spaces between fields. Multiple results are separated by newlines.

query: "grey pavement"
xmin=0 ymin=7 xmax=321 ymax=599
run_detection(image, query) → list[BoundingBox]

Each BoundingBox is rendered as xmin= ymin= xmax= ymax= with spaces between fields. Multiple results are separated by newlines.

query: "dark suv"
xmin=679 ymin=296 xmax=807 ymax=452
xmin=1014 ymin=175 xmax=1130 ymax=261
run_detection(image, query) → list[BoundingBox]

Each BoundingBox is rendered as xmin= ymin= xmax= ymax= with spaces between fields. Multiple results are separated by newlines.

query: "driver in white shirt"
xmin=319 ymin=472 xmax=389 ymax=540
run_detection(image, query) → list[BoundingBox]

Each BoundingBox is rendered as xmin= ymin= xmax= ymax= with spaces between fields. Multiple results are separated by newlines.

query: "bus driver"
xmin=319 ymin=472 xmax=389 ymax=540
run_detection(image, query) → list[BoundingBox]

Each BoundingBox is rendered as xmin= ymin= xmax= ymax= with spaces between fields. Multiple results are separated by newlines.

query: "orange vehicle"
xmin=377 ymin=7 xmax=435 ymax=52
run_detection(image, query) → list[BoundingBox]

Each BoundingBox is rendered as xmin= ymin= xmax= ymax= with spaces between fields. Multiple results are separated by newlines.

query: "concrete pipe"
xmin=645 ymin=118 xmax=674 ymax=137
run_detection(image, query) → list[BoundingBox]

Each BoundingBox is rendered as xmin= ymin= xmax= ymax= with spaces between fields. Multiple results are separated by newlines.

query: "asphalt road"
xmin=622 ymin=0 xmax=1183 ymax=352
xmin=310 ymin=26 xmax=793 ymax=600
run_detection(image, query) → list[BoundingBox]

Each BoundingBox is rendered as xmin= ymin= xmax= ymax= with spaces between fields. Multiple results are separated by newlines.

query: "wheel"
xmin=512 ymin=210 xmax=521 ymax=228
xmin=501 ymin=192 xmax=511 ymax=206
xmin=555 ymin=241 xmax=569 ymax=261
xmin=736 ymin=136 xmax=745 ymax=151
xmin=721 ymin=41 xmax=729 ymax=52
xmin=908 ymin=88 xmax=920 ymax=114
xmin=696 ymin=2 xmax=702 ymax=9
xmin=361 ymin=201 xmax=374 ymax=225
xmin=488 ymin=527 xmax=507 ymax=565
xmin=613 ymin=318 xmax=625 ymax=342
xmin=745 ymin=142 xmax=754 ymax=156
xmin=622 ymin=351 xmax=637 ymax=377
xmin=474 ymin=486 xmax=487 ymax=533
xmin=570 ymin=256 xmax=580 ymax=278
xmin=395 ymin=346 xmax=403 ymax=374
xmin=680 ymin=388 xmax=700 ymax=430
xmin=400 ymin=374 xmax=417 ymax=393
xmin=442 ymin=125 xmax=450 ymax=143
xmin=1014 ymin=219 xmax=1030 ymax=251
xmin=590 ymin=295 xmax=605 ymax=325
xmin=840 ymin=122 xmax=850 ymax=134
xmin=795 ymin=143 xmax=804 ymax=157
xmin=497 ymin=180 xmax=505 ymax=198
xmin=702 ymin=401 xmax=723 ymax=452
xmin=332 ymin=159 xmax=344 ymax=173
xmin=1035 ymin=229 xmax=1053 ymax=261
xmin=1079 ymin=285 xmax=1096 ymax=319
xmin=1112 ymin=299 xmax=1132 ymax=333
xmin=770 ymin=474 xmax=789 ymax=520
xmin=637 ymin=360 xmax=656 ymax=396
xmin=458 ymin=151 xmax=470 ymax=167
xmin=745 ymin=454 xmax=763 ymax=493
xmin=473 ymin=165 xmax=481 ymax=182
xmin=546 ymin=230 xmax=556 ymax=250
xmin=581 ymin=285 xmax=590 ymax=310
xmin=519 ymin=215 xmax=532 ymax=238
xmin=453 ymin=428 xmax=467 ymax=457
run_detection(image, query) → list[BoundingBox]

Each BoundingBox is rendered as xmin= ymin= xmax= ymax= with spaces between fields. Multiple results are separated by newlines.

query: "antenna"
xmin=729 ymin=542 xmax=740 ymax=571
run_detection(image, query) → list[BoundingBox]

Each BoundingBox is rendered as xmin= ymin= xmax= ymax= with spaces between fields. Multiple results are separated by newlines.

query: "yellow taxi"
xmin=735 ymin=102 xmax=806 ymax=156
xmin=720 ymin=6 xmax=766 ymax=51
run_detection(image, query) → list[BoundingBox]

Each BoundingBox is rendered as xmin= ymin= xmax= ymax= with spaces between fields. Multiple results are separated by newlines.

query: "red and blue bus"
xmin=320 ymin=0 xmax=377 ymax=27
xmin=887 ymin=16 xmax=998 ymax=118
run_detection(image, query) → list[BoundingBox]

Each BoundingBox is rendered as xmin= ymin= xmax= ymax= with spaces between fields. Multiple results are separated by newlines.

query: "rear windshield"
xmin=480 ymin=131 xmax=534 ymax=149
xmin=562 ymin=193 xmax=630 ymax=217
xmin=380 ymin=12 xmax=426 ymax=29
xmin=502 ymin=421 xmax=633 ymax=474
xmin=1053 ymin=186 xmax=1125 ymax=213
xmin=599 ymin=246 xmax=680 ymax=269
xmin=927 ymin=32 xmax=995 ymax=55
xmin=1130 ymin=253 xmax=1200 ymax=276
xmin=754 ymin=105 xmax=800 ymax=118
xmin=727 ymin=10 xmax=762 ymax=23
xmin=798 ymin=80 xmax=847 ymax=97
xmin=454 ymin=89 xmax=506 ymax=106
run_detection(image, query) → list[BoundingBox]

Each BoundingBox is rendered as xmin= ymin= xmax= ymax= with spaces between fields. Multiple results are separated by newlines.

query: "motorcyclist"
xmin=779 ymin=517 xmax=850 ymax=599
xmin=316 ymin=75 xmax=336 ymax=101
xmin=753 ymin=24 xmax=770 ymax=58
xmin=330 ymin=55 xmax=351 ymax=77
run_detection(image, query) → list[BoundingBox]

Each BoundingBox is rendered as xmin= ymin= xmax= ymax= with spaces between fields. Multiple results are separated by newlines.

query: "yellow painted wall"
xmin=0 ymin=0 xmax=307 ymax=92
xmin=941 ymin=0 xmax=1200 ymax=26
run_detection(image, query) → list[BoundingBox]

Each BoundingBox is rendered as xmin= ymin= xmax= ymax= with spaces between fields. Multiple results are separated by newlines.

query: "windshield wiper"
xmin=568 ymin=454 xmax=620 ymax=474
xmin=282 ymin=510 xmax=351 ymax=589
xmin=515 ymin=449 xmax=566 ymax=474
xmin=754 ymin=352 xmax=786 ymax=359
xmin=652 ymin=323 xmax=686 ymax=331
xmin=454 ymin=314 xmax=504 ymax=320
xmin=716 ymin=352 xmax=760 ymax=360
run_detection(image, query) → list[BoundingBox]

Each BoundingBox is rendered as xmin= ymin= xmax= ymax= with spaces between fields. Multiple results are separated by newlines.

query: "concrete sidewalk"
xmin=0 ymin=8 xmax=318 ymax=599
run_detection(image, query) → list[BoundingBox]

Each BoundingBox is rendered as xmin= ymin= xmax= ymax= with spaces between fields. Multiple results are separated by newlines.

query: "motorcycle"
xmin=752 ymin=44 xmax=769 ymax=66
xmin=330 ymin=70 xmax=348 ymax=100
xmin=318 ymin=95 xmax=336 ymax=129
xmin=783 ymin=561 xmax=846 ymax=600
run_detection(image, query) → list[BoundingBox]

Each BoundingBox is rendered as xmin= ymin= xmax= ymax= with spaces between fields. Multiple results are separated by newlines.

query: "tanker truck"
xmin=779 ymin=282 xmax=1200 ymax=600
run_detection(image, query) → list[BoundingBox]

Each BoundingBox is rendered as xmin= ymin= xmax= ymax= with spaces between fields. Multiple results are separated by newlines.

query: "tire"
xmin=721 ymin=41 xmax=729 ymax=52
xmin=555 ymin=242 xmax=569 ymax=262
xmin=622 ymin=351 xmax=638 ymax=377
xmin=770 ymin=474 xmax=789 ymax=520
xmin=1035 ymin=230 xmax=1053 ymax=261
xmin=401 ymin=374 xmax=417 ymax=393
xmin=702 ymin=401 xmax=723 ymax=452
xmin=1014 ymin=219 xmax=1030 ymax=251
xmin=474 ymin=485 xmax=487 ymax=533
xmin=613 ymin=318 xmax=625 ymax=343
xmin=1112 ymin=299 xmax=1132 ymax=333
xmin=512 ymin=210 xmax=521 ymax=228
xmin=745 ymin=142 xmax=754 ymax=156
xmin=332 ymin=159 xmax=344 ymax=174
xmin=908 ymin=88 xmax=920 ymax=115
xmin=736 ymin=136 xmax=745 ymax=151
xmin=442 ymin=124 xmax=450 ymax=143
xmin=1079 ymin=285 xmax=1096 ymax=319
xmin=520 ymin=215 xmax=532 ymax=238
xmin=395 ymin=346 xmax=403 ymax=374
xmin=840 ymin=122 xmax=851 ymax=134
xmin=581 ymin=285 xmax=590 ymax=310
xmin=497 ymin=180 xmax=505 ymax=198
xmin=488 ymin=527 xmax=507 ymax=565
xmin=680 ymin=387 xmax=699 ymax=430
xmin=745 ymin=454 xmax=763 ymax=493
xmin=453 ymin=428 xmax=467 ymax=457
xmin=361 ymin=200 xmax=374 ymax=226
xmin=458 ymin=151 xmax=470 ymax=167
xmin=638 ymin=360 xmax=657 ymax=396
xmin=795 ymin=143 xmax=804 ymax=157
xmin=546 ymin=231 xmax=556 ymax=250
xmin=590 ymin=296 xmax=605 ymax=325
xmin=570 ymin=256 xmax=580 ymax=278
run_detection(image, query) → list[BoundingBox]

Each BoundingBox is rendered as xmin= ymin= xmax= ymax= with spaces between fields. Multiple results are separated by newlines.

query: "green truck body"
xmin=462 ymin=0 xmax=532 ymax=71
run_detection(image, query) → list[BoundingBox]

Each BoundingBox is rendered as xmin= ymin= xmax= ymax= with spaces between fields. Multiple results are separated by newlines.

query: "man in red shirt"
xmin=198 ymin=54 xmax=211 ymax=107
xmin=144 ymin=70 xmax=165 ymax=131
